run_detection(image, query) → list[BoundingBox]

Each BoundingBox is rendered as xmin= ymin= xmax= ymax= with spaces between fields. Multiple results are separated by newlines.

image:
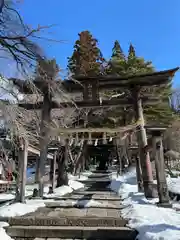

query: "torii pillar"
xmin=133 ymin=89 xmax=155 ymax=198
xmin=149 ymin=128 xmax=172 ymax=208
xmin=39 ymin=91 xmax=52 ymax=197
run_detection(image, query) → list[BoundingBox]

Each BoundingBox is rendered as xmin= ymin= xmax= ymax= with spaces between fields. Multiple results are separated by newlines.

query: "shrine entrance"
xmin=88 ymin=144 xmax=114 ymax=171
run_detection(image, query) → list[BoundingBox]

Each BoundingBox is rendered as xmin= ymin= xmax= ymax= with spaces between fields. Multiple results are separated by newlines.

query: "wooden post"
xmin=92 ymin=79 xmax=99 ymax=101
xmin=116 ymin=133 xmax=122 ymax=176
xmin=52 ymin=151 xmax=57 ymax=192
xmin=39 ymin=92 xmax=51 ymax=197
xmin=49 ymin=155 xmax=53 ymax=183
xmin=135 ymin=154 xmax=143 ymax=192
xmin=133 ymin=90 xmax=155 ymax=198
xmin=64 ymin=138 xmax=69 ymax=170
xmin=15 ymin=149 xmax=22 ymax=202
xmin=35 ymin=156 xmax=40 ymax=183
xmin=83 ymin=82 xmax=90 ymax=100
xmin=152 ymin=130 xmax=171 ymax=207
xmin=19 ymin=138 xmax=28 ymax=203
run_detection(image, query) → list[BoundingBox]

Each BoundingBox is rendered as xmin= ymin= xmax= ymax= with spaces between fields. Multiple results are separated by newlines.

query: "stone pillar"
xmin=152 ymin=130 xmax=172 ymax=208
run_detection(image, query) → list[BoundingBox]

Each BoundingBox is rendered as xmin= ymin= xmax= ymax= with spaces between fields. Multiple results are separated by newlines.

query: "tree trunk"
xmin=81 ymin=140 xmax=88 ymax=172
xmin=57 ymin=142 xmax=68 ymax=187
xmin=73 ymin=141 xmax=85 ymax=175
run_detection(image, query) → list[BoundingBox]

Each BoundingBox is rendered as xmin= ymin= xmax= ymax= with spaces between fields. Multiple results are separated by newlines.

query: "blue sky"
xmin=18 ymin=0 xmax=180 ymax=86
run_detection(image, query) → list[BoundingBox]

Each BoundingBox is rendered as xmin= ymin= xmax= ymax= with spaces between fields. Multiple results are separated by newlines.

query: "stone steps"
xmin=92 ymin=170 xmax=111 ymax=174
xmin=5 ymin=225 xmax=137 ymax=239
xmin=4 ymin=170 xmax=138 ymax=240
xmin=88 ymin=173 xmax=112 ymax=178
xmin=43 ymin=195 xmax=121 ymax=201
xmin=8 ymin=216 xmax=127 ymax=227
xmin=44 ymin=202 xmax=123 ymax=210
xmin=78 ymin=178 xmax=111 ymax=182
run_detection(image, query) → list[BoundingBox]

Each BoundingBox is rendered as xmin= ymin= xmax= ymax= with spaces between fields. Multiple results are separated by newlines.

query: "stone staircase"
xmin=5 ymin=170 xmax=138 ymax=240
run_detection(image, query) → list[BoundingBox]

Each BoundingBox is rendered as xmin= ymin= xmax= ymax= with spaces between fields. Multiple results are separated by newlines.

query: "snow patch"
xmin=0 ymin=177 xmax=86 ymax=240
xmin=0 ymin=222 xmax=12 ymax=240
xmin=0 ymin=200 xmax=46 ymax=217
xmin=69 ymin=179 xmax=84 ymax=190
xmin=110 ymin=168 xmax=180 ymax=240
xmin=76 ymin=199 xmax=102 ymax=208
xmin=167 ymin=176 xmax=180 ymax=194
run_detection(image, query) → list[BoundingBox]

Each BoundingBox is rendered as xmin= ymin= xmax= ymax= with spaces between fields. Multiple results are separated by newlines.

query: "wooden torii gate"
xmin=11 ymin=67 xmax=179 ymax=199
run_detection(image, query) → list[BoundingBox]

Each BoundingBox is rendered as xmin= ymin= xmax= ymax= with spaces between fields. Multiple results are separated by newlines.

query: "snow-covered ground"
xmin=111 ymin=168 xmax=180 ymax=240
xmin=0 ymin=171 xmax=90 ymax=240
xmin=167 ymin=174 xmax=180 ymax=195
xmin=0 ymin=171 xmax=91 ymax=203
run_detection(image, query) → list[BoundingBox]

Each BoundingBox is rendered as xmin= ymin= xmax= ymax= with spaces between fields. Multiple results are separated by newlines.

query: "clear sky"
xmin=18 ymin=0 xmax=180 ymax=86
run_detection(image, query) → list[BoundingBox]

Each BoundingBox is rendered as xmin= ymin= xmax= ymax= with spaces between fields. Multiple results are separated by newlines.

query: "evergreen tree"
xmin=128 ymin=43 xmax=136 ymax=60
xmin=106 ymin=40 xmax=126 ymax=75
xmin=127 ymin=44 xmax=174 ymax=124
xmin=105 ymin=43 xmax=174 ymax=125
xmin=112 ymin=40 xmax=125 ymax=59
xmin=67 ymin=31 xmax=105 ymax=77
xmin=127 ymin=44 xmax=154 ymax=74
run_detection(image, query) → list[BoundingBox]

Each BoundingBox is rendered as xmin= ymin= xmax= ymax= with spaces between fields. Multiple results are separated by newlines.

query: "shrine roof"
xmin=63 ymin=67 xmax=179 ymax=92
xmin=10 ymin=67 xmax=179 ymax=94
xmin=73 ymin=67 xmax=179 ymax=82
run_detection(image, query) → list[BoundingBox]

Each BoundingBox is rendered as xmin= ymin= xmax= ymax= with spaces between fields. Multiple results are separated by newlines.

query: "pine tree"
xmin=106 ymin=40 xmax=126 ymax=76
xmin=112 ymin=40 xmax=125 ymax=59
xmin=126 ymin=44 xmax=174 ymax=124
xmin=127 ymin=44 xmax=154 ymax=74
xmin=67 ymin=31 xmax=105 ymax=77
xmin=128 ymin=43 xmax=136 ymax=60
xmin=105 ymin=43 xmax=174 ymax=125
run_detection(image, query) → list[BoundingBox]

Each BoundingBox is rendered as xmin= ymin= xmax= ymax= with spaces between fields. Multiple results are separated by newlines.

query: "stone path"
xmin=5 ymin=170 xmax=137 ymax=240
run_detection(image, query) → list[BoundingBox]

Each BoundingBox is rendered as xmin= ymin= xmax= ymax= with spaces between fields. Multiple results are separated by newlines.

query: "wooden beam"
xmin=28 ymin=144 xmax=53 ymax=159
xmin=53 ymin=122 xmax=140 ymax=134
xmin=63 ymin=79 xmax=170 ymax=92
xmin=18 ymin=97 xmax=160 ymax=110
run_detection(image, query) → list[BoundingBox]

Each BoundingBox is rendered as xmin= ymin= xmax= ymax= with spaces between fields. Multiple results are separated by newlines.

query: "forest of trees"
xmin=67 ymin=30 xmax=177 ymax=127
